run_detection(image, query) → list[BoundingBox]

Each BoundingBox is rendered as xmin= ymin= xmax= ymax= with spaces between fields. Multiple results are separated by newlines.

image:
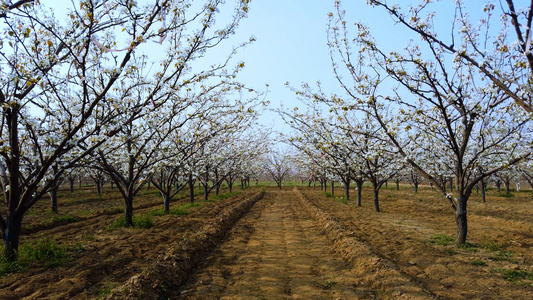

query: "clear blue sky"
xmin=228 ymin=0 xmax=389 ymax=133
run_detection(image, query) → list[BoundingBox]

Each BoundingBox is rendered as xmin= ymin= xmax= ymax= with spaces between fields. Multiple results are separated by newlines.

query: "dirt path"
xmin=175 ymin=189 xmax=375 ymax=299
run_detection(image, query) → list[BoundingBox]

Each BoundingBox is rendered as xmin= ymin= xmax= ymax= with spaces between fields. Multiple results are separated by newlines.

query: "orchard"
xmin=1 ymin=0 xmax=533 ymax=298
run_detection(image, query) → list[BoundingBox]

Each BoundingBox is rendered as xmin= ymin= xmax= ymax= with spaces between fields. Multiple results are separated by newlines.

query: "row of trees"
xmin=0 ymin=0 xmax=261 ymax=261
xmin=282 ymin=0 xmax=533 ymax=245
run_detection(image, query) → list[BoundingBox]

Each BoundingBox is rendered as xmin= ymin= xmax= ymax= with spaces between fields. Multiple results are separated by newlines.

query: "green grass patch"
xmin=482 ymin=237 xmax=500 ymax=252
xmin=210 ymin=191 xmax=239 ymax=201
xmin=18 ymin=239 xmax=70 ymax=267
xmin=147 ymin=209 xmax=166 ymax=217
xmin=103 ymin=207 xmax=124 ymax=215
xmin=0 ymin=253 xmax=25 ymax=276
xmin=324 ymin=192 xmax=334 ymax=198
xmin=134 ymin=215 xmax=154 ymax=228
xmin=79 ymin=209 xmax=93 ymax=217
xmin=426 ymin=234 xmax=454 ymax=246
xmin=51 ymin=215 xmax=78 ymax=224
xmin=170 ymin=207 xmax=190 ymax=216
xmin=141 ymin=189 xmax=162 ymax=196
xmin=170 ymin=202 xmax=202 ymax=216
xmin=105 ymin=214 xmax=154 ymax=230
xmin=82 ymin=234 xmax=95 ymax=241
xmin=335 ymin=197 xmax=348 ymax=204
xmin=458 ymin=242 xmax=478 ymax=252
xmin=471 ymin=259 xmax=486 ymax=266
xmin=444 ymin=249 xmax=456 ymax=256
xmin=182 ymin=202 xmax=202 ymax=209
xmin=210 ymin=192 xmax=232 ymax=201
xmin=1 ymin=238 xmax=71 ymax=276
xmin=498 ymin=269 xmax=533 ymax=285
xmin=490 ymin=250 xmax=517 ymax=263
xmin=99 ymin=282 xmax=119 ymax=297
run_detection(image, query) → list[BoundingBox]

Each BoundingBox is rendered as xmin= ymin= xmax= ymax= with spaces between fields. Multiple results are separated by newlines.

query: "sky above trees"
xmin=39 ymin=0 xmax=396 ymax=133
xmin=39 ymin=0 xmax=484 ymax=133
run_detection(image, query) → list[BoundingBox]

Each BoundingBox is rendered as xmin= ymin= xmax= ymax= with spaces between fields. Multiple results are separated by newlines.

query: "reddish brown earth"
xmin=1 ymin=184 xmax=533 ymax=299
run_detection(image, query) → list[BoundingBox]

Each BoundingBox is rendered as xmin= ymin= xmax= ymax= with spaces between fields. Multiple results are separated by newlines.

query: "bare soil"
xmin=0 ymin=185 xmax=259 ymax=299
xmin=172 ymin=186 xmax=533 ymax=299
xmin=176 ymin=189 xmax=374 ymax=299
xmin=1 ymin=184 xmax=533 ymax=299
xmin=298 ymin=185 xmax=533 ymax=299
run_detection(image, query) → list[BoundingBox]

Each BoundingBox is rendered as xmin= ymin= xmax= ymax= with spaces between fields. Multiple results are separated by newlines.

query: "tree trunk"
xmin=395 ymin=180 xmax=400 ymax=190
xmin=331 ymin=181 xmax=334 ymax=196
xmin=163 ymin=194 xmax=170 ymax=214
xmin=124 ymin=197 xmax=134 ymax=227
xmin=455 ymin=196 xmax=467 ymax=244
xmin=69 ymin=178 xmax=75 ymax=192
xmin=414 ymin=182 xmax=419 ymax=193
xmin=356 ymin=180 xmax=363 ymax=206
xmin=373 ymin=188 xmax=380 ymax=212
xmin=481 ymin=180 xmax=487 ymax=203
xmin=96 ymin=180 xmax=102 ymax=196
xmin=188 ymin=175 xmax=195 ymax=203
xmin=344 ymin=179 xmax=350 ymax=201
xmin=49 ymin=187 xmax=58 ymax=213
xmin=4 ymin=212 xmax=24 ymax=261
xmin=449 ymin=177 xmax=453 ymax=191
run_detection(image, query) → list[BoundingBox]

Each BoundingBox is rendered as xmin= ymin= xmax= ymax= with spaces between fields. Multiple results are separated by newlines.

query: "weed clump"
xmin=499 ymin=269 xmax=533 ymax=285
xmin=425 ymin=234 xmax=454 ymax=246
xmin=106 ymin=215 xmax=154 ymax=230
xmin=51 ymin=215 xmax=78 ymax=224
xmin=0 ymin=238 xmax=71 ymax=276
xmin=170 ymin=202 xmax=202 ymax=216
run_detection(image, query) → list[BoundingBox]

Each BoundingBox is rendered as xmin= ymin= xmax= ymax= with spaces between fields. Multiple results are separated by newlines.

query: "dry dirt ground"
xmin=0 ymin=186 xmax=261 ymax=299
xmin=1 ymin=184 xmax=533 ymax=299
xmin=175 ymin=189 xmax=373 ymax=299
xmin=174 ymin=186 xmax=533 ymax=299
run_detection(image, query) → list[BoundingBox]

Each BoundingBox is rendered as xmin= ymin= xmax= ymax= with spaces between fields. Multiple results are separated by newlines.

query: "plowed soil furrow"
xmin=0 ymin=188 xmax=260 ymax=300
xmin=175 ymin=189 xmax=376 ymax=299
xmin=299 ymin=188 xmax=533 ymax=300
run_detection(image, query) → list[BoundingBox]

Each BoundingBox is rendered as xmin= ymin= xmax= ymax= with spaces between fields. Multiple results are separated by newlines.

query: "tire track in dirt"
xmin=176 ymin=188 xmax=375 ymax=299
